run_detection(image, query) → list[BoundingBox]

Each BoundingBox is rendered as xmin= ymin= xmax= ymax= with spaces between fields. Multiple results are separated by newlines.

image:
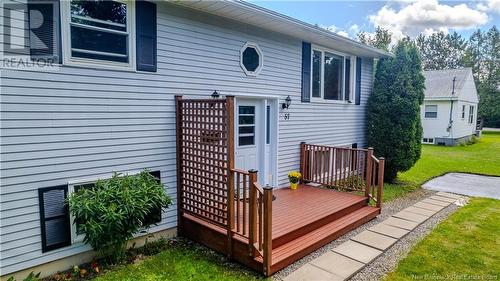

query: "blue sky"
xmin=251 ymin=0 xmax=500 ymax=42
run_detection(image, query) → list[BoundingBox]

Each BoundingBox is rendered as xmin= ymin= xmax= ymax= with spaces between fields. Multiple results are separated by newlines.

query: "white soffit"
xmin=172 ymin=0 xmax=391 ymax=59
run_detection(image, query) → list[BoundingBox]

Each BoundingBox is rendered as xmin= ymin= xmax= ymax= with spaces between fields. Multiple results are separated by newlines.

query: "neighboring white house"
xmin=0 ymin=0 xmax=389 ymax=279
xmin=421 ymin=68 xmax=479 ymax=146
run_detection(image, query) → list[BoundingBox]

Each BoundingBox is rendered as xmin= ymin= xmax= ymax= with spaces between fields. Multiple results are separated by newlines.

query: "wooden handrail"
xmin=253 ymin=182 xmax=264 ymax=194
xmin=300 ymin=143 xmax=385 ymax=209
xmin=231 ymin=168 xmax=249 ymax=175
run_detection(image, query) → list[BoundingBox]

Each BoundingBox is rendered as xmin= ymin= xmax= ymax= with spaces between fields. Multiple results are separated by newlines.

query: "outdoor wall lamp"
xmin=211 ymin=90 xmax=220 ymax=99
xmin=282 ymin=95 xmax=292 ymax=109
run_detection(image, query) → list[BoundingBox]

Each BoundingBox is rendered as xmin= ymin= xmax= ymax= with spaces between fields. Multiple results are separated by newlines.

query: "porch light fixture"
xmin=282 ymin=95 xmax=292 ymax=110
xmin=211 ymin=90 xmax=220 ymax=99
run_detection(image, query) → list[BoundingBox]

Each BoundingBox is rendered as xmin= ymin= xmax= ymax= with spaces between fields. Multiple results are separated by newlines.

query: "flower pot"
xmin=290 ymin=182 xmax=298 ymax=190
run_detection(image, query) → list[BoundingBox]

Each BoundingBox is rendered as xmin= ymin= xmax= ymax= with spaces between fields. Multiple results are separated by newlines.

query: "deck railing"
xmin=229 ymin=168 xmax=273 ymax=275
xmin=300 ymin=142 xmax=385 ymax=208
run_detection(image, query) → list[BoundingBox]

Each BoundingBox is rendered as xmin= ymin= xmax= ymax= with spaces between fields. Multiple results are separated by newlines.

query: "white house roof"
xmin=171 ymin=1 xmax=391 ymax=59
xmin=423 ymin=68 xmax=478 ymax=101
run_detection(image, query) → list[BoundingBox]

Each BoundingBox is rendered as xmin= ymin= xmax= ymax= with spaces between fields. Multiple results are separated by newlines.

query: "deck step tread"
xmin=272 ymin=187 xmax=368 ymax=242
xmin=265 ymin=206 xmax=379 ymax=271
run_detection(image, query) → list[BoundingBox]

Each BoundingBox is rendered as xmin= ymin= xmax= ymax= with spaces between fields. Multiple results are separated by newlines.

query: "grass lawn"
xmin=94 ymin=239 xmax=266 ymax=281
xmin=94 ymin=132 xmax=499 ymax=281
xmin=385 ymin=198 xmax=500 ymax=280
xmin=383 ymin=131 xmax=500 ymax=202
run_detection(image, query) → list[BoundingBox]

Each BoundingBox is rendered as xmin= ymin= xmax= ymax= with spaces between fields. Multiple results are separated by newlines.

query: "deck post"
xmin=175 ymin=95 xmax=183 ymax=236
xmin=226 ymin=96 xmax=235 ymax=259
xmin=365 ymin=147 xmax=374 ymax=199
xmin=263 ymin=185 xmax=273 ymax=276
xmin=376 ymin=157 xmax=385 ymax=209
xmin=248 ymin=169 xmax=258 ymax=257
xmin=299 ymin=142 xmax=306 ymax=183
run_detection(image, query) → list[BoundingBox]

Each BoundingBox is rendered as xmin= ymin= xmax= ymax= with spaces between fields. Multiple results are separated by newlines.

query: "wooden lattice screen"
xmin=175 ymin=96 xmax=234 ymax=228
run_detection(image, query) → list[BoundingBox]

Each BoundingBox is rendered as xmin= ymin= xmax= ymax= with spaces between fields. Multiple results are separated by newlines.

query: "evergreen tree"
xmin=367 ymin=40 xmax=425 ymax=182
xmin=416 ymin=31 xmax=466 ymax=70
xmin=358 ymin=27 xmax=392 ymax=52
xmin=463 ymin=26 xmax=500 ymax=127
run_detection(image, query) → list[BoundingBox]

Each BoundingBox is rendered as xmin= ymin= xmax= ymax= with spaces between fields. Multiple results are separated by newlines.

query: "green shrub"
xmin=367 ymin=40 xmax=425 ymax=182
xmin=466 ymin=135 xmax=479 ymax=145
xmin=68 ymin=170 xmax=172 ymax=263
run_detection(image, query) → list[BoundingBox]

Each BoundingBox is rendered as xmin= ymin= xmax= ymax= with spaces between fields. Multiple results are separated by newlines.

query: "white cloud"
xmin=369 ymin=0 xmax=489 ymax=41
xmin=318 ymin=24 xmax=353 ymax=38
xmin=349 ymin=24 xmax=360 ymax=34
xmin=336 ymin=30 xmax=350 ymax=38
xmin=478 ymin=0 xmax=500 ymax=13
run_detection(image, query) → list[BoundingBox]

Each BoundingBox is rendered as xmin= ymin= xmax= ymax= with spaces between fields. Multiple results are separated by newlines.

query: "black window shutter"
xmin=28 ymin=0 xmax=61 ymax=63
xmin=39 ymin=185 xmax=71 ymax=252
xmin=301 ymin=42 xmax=311 ymax=102
xmin=143 ymin=171 xmax=162 ymax=225
xmin=355 ymin=57 xmax=362 ymax=105
xmin=136 ymin=0 xmax=157 ymax=72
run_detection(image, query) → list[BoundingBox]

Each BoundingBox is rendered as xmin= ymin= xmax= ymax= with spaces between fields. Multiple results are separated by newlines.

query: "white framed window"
xmin=469 ymin=106 xmax=474 ymax=124
xmin=310 ymin=46 xmax=355 ymax=103
xmin=67 ymin=170 xmax=162 ymax=244
xmin=61 ymin=0 xmax=135 ymax=70
xmin=238 ymin=105 xmax=256 ymax=146
xmin=67 ymin=180 xmax=96 ymax=243
xmin=240 ymin=42 xmax=263 ymax=76
xmin=461 ymin=105 xmax=466 ymax=119
xmin=425 ymin=105 xmax=438 ymax=118
xmin=422 ymin=138 xmax=435 ymax=144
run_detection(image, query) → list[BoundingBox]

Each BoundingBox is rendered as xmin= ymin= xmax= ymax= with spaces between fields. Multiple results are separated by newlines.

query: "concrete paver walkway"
xmin=423 ymin=173 xmax=500 ymax=199
xmin=283 ymin=192 xmax=462 ymax=281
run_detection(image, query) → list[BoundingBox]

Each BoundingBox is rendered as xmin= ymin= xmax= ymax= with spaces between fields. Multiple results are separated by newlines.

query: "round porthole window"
xmin=240 ymin=42 xmax=263 ymax=76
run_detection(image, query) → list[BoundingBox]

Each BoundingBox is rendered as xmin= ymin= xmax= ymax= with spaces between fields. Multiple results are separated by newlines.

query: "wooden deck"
xmin=181 ymin=184 xmax=380 ymax=276
xmin=175 ymin=97 xmax=385 ymax=276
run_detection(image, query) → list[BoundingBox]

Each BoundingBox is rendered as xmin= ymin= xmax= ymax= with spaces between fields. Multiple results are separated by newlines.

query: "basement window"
xmin=422 ymin=138 xmax=435 ymax=144
xmin=68 ymin=171 xmax=162 ymax=243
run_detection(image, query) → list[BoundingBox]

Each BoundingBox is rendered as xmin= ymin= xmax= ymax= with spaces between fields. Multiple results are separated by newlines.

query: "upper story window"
xmin=462 ymin=105 xmax=466 ymax=119
xmin=240 ymin=42 xmax=263 ymax=76
xmin=62 ymin=0 xmax=135 ymax=69
xmin=311 ymin=46 xmax=355 ymax=102
xmin=425 ymin=105 xmax=438 ymax=118
xmin=469 ymin=106 xmax=474 ymax=124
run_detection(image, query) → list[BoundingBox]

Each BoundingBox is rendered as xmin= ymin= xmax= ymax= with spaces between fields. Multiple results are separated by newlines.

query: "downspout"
xmin=446 ymin=77 xmax=456 ymax=139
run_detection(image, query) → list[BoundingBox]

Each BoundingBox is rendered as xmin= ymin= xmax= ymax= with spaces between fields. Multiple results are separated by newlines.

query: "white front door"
xmin=235 ymin=99 xmax=261 ymax=173
xmin=235 ymin=98 xmax=278 ymax=186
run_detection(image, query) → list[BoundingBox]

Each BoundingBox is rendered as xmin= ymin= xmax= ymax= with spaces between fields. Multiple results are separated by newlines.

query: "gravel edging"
xmin=272 ymin=188 xmax=459 ymax=280
xmin=349 ymin=200 xmax=461 ymax=281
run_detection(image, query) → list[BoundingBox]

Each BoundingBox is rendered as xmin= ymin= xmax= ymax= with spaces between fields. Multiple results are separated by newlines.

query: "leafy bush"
xmin=467 ymin=135 xmax=479 ymax=145
xmin=68 ymin=170 xmax=172 ymax=263
xmin=367 ymin=39 xmax=425 ymax=182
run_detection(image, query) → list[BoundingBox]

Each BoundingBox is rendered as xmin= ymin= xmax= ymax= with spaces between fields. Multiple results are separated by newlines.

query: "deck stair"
xmin=255 ymin=186 xmax=380 ymax=274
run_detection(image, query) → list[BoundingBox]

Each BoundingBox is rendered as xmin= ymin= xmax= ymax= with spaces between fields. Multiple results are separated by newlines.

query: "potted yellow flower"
xmin=288 ymin=171 xmax=302 ymax=190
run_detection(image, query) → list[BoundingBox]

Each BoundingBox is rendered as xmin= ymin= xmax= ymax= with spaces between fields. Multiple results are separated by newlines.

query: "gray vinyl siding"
xmin=1 ymin=2 xmax=373 ymax=275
